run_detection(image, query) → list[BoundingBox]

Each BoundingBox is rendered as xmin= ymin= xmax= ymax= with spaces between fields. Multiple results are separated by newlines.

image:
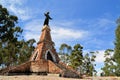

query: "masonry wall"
xmin=48 ymin=60 xmax=62 ymax=74
xmin=8 ymin=61 xmax=31 ymax=73
xmin=30 ymin=59 xmax=48 ymax=72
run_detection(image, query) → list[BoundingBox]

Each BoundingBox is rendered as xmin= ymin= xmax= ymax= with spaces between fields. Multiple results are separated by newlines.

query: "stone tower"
xmin=29 ymin=25 xmax=60 ymax=63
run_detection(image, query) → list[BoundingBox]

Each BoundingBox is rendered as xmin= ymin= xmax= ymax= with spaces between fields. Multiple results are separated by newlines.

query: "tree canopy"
xmin=59 ymin=43 xmax=97 ymax=76
xmin=113 ymin=17 xmax=120 ymax=76
xmin=0 ymin=5 xmax=35 ymax=68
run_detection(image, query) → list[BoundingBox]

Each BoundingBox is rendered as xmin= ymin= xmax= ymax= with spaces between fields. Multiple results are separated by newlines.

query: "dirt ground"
xmin=0 ymin=75 xmax=82 ymax=80
xmin=0 ymin=75 xmax=120 ymax=80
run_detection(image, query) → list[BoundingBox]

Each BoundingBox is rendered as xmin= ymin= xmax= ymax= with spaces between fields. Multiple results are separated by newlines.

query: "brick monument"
xmin=29 ymin=25 xmax=60 ymax=63
xmin=0 ymin=12 xmax=80 ymax=78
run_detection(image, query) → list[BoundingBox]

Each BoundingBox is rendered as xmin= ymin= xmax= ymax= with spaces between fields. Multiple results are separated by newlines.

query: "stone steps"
xmin=54 ymin=62 xmax=80 ymax=78
xmin=48 ymin=73 xmax=59 ymax=77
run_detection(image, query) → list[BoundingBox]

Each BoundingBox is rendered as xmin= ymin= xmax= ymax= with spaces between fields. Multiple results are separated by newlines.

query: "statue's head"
xmin=46 ymin=12 xmax=49 ymax=15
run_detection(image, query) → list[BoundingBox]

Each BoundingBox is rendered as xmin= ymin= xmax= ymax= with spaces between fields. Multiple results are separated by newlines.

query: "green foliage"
xmin=17 ymin=39 xmax=35 ymax=64
xmin=82 ymin=52 xmax=97 ymax=76
xmin=59 ymin=43 xmax=97 ymax=76
xmin=101 ymin=49 xmax=116 ymax=76
xmin=114 ymin=64 xmax=120 ymax=76
xmin=101 ymin=17 xmax=120 ymax=77
xmin=59 ymin=43 xmax=72 ymax=64
xmin=114 ymin=18 xmax=120 ymax=64
xmin=113 ymin=17 xmax=120 ymax=76
xmin=69 ymin=44 xmax=83 ymax=70
xmin=0 ymin=5 xmax=35 ymax=68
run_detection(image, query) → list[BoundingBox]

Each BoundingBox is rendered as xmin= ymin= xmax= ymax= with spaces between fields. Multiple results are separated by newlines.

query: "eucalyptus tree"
xmin=59 ymin=43 xmax=72 ymax=64
xmin=113 ymin=17 xmax=120 ymax=76
xmin=0 ymin=5 xmax=35 ymax=68
xmin=81 ymin=51 xmax=97 ymax=76
xmin=69 ymin=44 xmax=83 ymax=71
xmin=114 ymin=17 xmax=120 ymax=64
xmin=101 ymin=49 xmax=116 ymax=76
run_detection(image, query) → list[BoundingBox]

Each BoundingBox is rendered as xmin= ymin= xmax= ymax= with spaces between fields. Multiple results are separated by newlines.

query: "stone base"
xmin=8 ymin=72 xmax=47 ymax=76
xmin=0 ymin=60 xmax=80 ymax=78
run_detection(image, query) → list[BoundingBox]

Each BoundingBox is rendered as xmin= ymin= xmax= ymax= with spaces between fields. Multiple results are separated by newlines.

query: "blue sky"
xmin=1 ymin=0 xmax=120 ymax=75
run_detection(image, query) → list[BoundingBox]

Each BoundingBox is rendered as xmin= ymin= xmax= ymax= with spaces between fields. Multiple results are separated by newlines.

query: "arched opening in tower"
xmin=47 ymin=52 xmax=54 ymax=62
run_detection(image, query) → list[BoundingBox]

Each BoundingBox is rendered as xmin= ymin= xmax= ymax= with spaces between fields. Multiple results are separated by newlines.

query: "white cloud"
xmin=1 ymin=0 xmax=32 ymax=21
xmin=97 ymin=18 xmax=114 ymax=27
xmin=1 ymin=0 xmax=24 ymax=5
xmin=24 ymin=19 xmax=43 ymax=32
xmin=95 ymin=50 xmax=105 ymax=63
xmin=52 ymin=27 xmax=89 ymax=41
xmin=24 ymin=32 xmax=40 ymax=42
xmin=96 ymin=69 xmax=103 ymax=76
xmin=83 ymin=50 xmax=105 ymax=64
xmin=82 ymin=18 xmax=115 ymax=50
xmin=22 ymin=17 xmax=114 ymax=50
xmin=23 ymin=19 xmax=42 ymax=42
xmin=86 ymin=18 xmax=115 ymax=34
xmin=95 ymin=50 xmax=115 ymax=76
xmin=23 ymin=20 xmax=89 ymax=47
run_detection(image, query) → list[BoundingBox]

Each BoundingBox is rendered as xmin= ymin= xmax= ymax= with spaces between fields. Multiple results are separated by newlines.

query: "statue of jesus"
xmin=43 ymin=12 xmax=52 ymax=25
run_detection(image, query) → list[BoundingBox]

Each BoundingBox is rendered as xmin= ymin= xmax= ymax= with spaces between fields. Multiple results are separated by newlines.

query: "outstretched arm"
xmin=49 ymin=16 xmax=52 ymax=20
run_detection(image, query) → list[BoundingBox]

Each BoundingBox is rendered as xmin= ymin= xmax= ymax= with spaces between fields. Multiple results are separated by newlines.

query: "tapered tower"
xmin=29 ymin=25 xmax=60 ymax=63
